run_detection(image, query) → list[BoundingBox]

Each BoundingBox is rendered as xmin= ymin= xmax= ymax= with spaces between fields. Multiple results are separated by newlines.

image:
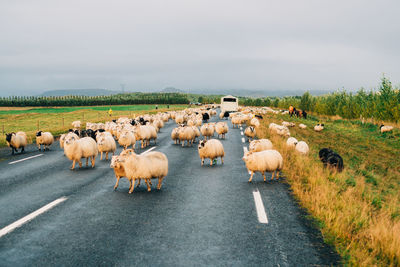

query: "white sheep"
xmin=5 ymin=131 xmax=28 ymax=155
xmin=200 ymin=124 xmax=215 ymax=140
xmin=97 ymin=134 xmax=116 ymax=160
xmin=314 ymin=124 xmax=324 ymax=132
xmin=120 ymin=151 xmax=168 ymax=193
xmin=299 ymin=123 xmax=307 ymax=129
xmin=244 ymin=126 xmax=256 ymax=141
xmin=60 ymin=134 xmax=66 ymax=149
xmin=250 ymin=118 xmax=260 ymax=128
xmin=286 ymin=137 xmax=298 ymax=148
xmin=36 ymin=131 xmax=54 ymax=151
xmin=249 ymin=139 xmax=273 ymax=152
xmin=71 ymin=120 xmax=81 ymax=131
xmin=171 ymin=127 xmax=180 ymax=144
xmin=282 ymin=121 xmax=295 ymax=127
xmin=242 ymin=150 xmax=283 ymax=182
xmin=179 ymin=126 xmax=196 ymax=147
xmin=197 ymin=139 xmax=225 ymax=166
xmin=380 ymin=125 xmax=394 ymax=133
xmin=295 ymin=141 xmax=309 ymax=155
xmin=118 ymin=131 xmax=136 ymax=150
xmin=191 ymin=126 xmax=201 ymax=143
xmin=64 ymin=135 xmax=98 ymax=170
xmin=215 ymin=122 xmax=228 ymax=139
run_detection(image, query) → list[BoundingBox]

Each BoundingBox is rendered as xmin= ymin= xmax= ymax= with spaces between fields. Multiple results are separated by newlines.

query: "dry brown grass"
xmin=256 ymin=113 xmax=400 ymax=266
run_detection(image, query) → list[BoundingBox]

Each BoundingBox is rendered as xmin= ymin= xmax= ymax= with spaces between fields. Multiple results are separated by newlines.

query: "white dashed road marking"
xmin=240 ymin=131 xmax=244 ymax=136
xmin=253 ymin=189 xmax=269 ymax=224
xmin=241 ymin=137 xmax=245 ymax=143
xmin=9 ymin=154 xmax=44 ymax=165
xmin=0 ymin=196 xmax=68 ymax=238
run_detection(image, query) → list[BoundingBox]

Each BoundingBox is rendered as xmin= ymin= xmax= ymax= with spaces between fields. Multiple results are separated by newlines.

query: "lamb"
xmin=242 ymin=150 xmax=283 ymax=182
xmin=380 ymin=125 xmax=394 ymax=133
xmin=249 ymin=139 xmax=273 ymax=152
xmin=171 ymin=127 xmax=180 ymax=144
xmin=286 ymin=137 xmax=298 ymax=148
xmin=244 ymin=126 xmax=256 ymax=142
xmin=215 ymin=122 xmax=228 ymax=139
xmin=314 ymin=124 xmax=324 ymax=132
xmin=119 ymin=151 xmax=168 ymax=193
xmin=198 ymin=139 xmax=225 ymax=166
xmin=319 ymin=148 xmax=344 ymax=172
xmin=64 ymin=135 xmax=98 ymax=170
xmin=200 ymin=124 xmax=215 ymax=140
xmin=71 ymin=120 xmax=81 ymax=131
xmin=36 ymin=131 xmax=54 ymax=151
xmin=179 ymin=126 xmax=196 ymax=147
xmin=299 ymin=123 xmax=307 ymax=129
xmin=5 ymin=131 xmax=28 ymax=155
xmin=295 ymin=141 xmax=309 ymax=155
xmin=118 ymin=131 xmax=136 ymax=150
xmin=97 ymin=134 xmax=116 ymax=160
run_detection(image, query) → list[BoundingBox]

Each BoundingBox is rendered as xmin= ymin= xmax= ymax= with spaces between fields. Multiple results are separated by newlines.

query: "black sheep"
xmin=86 ymin=129 xmax=96 ymax=140
xmin=255 ymin=114 xmax=263 ymax=119
xmin=319 ymin=148 xmax=344 ymax=172
xmin=202 ymin=113 xmax=210 ymax=122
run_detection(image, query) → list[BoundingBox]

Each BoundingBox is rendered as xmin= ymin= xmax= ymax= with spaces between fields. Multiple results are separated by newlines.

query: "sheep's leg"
xmin=248 ymin=172 xmax=254 ymax=182
xmin=71 ymin=160 xmax=76 ymax=170
xmin=105 ymin=152 xmax=109 ymax=160
xmin=154 ymin=138 xmax=157 ymax=144
xmin=86 ymin=157 xmax=89 ymax=166
xmin=100 ymin=152 xmax=103 ymax=160
xmin=128 ymin=183 xmax=135 ymax=194
xmin=271 ymin=171 xmax=275 ymax=180
xmin=201 ymin=158 xmax=204 ymax=166
xmin=137 ymin=179 xmax=141 ymax=187
xmin=221 ymin=157 xmax=224 ymax=164
xmin=276 ymin=171 xmax=280 ymax=180
xmin=91 ymin=156 xmax=95 ymax=167
xmin=145 ymin=179 xmax=151 ymax=192
xmin=182 ymin=140 xmax=185 ymax=147
xmin=157 ymin=177 xmax=164 ymax=190
xmin=114 ymin=176 xmax=120 ymax=190
xmin=38 ymin=144 xmax=41 ymax=151
xmin=78 ymin=159 xmax=82 ymax=168
xmin=210 ymin=158 xmax=213 ymax=166
xmin=262 ymin=172 xmax=266 ymax=182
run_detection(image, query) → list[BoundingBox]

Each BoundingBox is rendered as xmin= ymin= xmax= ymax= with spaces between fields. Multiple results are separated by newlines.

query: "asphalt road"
xmin=0 ymin=112 xmax=340 ymax=266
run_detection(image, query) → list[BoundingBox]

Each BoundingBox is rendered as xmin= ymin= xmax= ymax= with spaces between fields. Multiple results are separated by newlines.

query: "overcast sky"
xmin=1 ymin=0 xmax=399 ymax=96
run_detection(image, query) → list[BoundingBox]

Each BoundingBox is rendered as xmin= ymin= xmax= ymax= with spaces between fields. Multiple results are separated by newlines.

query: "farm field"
xmin=256 ymin=111 xmax=400 ymax=266
xmin=0 ymin=104 xmax=186 ymax=147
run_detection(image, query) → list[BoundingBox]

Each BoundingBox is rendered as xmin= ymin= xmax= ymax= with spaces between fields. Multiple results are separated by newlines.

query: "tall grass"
xmin=256 ymin=113 xmax=400 ymax=266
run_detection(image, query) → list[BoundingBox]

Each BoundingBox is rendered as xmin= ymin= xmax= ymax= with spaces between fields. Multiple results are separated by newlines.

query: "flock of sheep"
xmin=4 ymin=104 xmax=396 ymax=192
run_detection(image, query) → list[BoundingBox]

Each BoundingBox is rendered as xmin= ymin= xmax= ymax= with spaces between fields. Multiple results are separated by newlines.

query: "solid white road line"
xmin=0 ymin=196 xmax=68 ymax=238
xmin=141 ymin=146 xmax=156 ymax=155
xmin=253 ymin=189 xmax=269 ymax=224
xmin=240 ymin=131 xmax=244 ymax=136
xmin=241 ymin=137 xmax=245 ymax=143
xmin=9 ymin=154 xmax=44 ymax=165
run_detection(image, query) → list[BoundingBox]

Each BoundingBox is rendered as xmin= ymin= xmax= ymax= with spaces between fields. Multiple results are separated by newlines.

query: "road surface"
xmin=0 ymin=112 xmax=339 ymax=266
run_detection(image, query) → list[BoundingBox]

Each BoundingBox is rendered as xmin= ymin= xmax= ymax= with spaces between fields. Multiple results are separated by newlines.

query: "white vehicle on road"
xmin=220 ymin=95 xmax=238 ymax=112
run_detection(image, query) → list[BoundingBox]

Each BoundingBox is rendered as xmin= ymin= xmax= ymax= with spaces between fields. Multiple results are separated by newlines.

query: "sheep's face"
xmin=36 ymin=131 xmax=42 ymax=137
xmin=120 ymin=149 xmax=135 ymax=157
xmin=110 ymin=156 xmax=121 ymax=168
xmin=242 ymin=151 xmax=254 ymax=162
xmin=5 ymin=133 xmax=15 ymax=143
xmin=65 ymin=135 xmax=77 ymax=145
xmin=198 ymin=140 xmax=207 ymax=150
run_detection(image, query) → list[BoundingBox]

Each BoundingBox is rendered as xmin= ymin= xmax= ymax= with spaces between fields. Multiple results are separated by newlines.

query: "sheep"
xmin=269 ymin=123 xmax=290 ymax=137
xmin=64 ymin=135 xmax=98 ymax=170
xmin=380 ymin=125 xmax=394 ymax=133
xmin=5 ymin=131 xmax=28 ymax=155
xmin=97 ymin=134 xmax=116 ymax=160
xmin=299 ymin=123 xmax=307 ymax=129
xmin=36 ymin=131 xmax=54 ymax=151
xmin=314 ymin=124 xmax=324 ymax=132
xmin=282 ymin=121 xmax=295 ymax=127
xmin=134 ymin=125 xmax=151 ymax=148
xmin=175 ymin=114 xmax=184 ymax=124
xmin=249 ymin=139 xmax=273 ymax=152
xmin=119 ymin=151 xmax=168 ymax=193
xmin=242 ymin=150 xmax=283 ymax=182
xmin=191 ymin=126 xmax=201 ymax=143
xmin=178 ymin=126 xmax=196 ymax=147
xmin=244 ymin=126 xmax=256 ymax=142
xmin=60 ymin=134 xmax=66 ymax=149
xmin=215 ymin=122 xmax=228 ymax=139
xmin=202 ymin=112 xmax=210 ymax=122
xmin=295 ymin=141 xmax=309 ymax=155
xmin=286 ymin=137 xmax=298 ymax=148
xmin=171 ymin=127 xmax=180 ymax=144
xmin=111 ymin=155 xmax=132 ymax=191
xmin=197 ymin=139 xmax=225 ymax=166
xmin=231 ymin=116 xmax=243 ymax=128
xmin=250 ymin=118 xmax=260 ymax=128
xmin=118 ymin=131 xmax=136 ymax=150
xmin=200 ymin=124 xmax=215 ymax=140
xmin=319 ymin=148 xmax=344 ymax=172
xmin=72 ymin=121 xmax=81 ymax=131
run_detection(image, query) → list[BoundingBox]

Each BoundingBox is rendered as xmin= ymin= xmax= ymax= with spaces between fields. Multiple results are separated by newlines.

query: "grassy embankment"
xmin=0 ymin=104 xmax=186 ymax=147
xmin=256 ymin=112 xmax=400 ymax=266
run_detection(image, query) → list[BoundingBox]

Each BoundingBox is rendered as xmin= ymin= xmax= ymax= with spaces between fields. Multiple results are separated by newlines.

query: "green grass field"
xmin=256 ymin=112 xmax=400 ymax=266
xmin=0 ymin=104 xmax=186 ymax=147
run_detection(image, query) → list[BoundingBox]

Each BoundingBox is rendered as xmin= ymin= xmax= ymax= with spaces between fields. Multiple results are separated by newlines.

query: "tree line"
xmin=0 ymin=93 xmax=190 ymax=107
xmin=239 ymin=77 xmax=400 ymax=122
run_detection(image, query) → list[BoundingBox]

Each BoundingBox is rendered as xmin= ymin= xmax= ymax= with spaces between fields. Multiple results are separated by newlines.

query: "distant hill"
xmin=159 ymin=87 xmax=186 ymax=93
xmin=40 ymin=89 xmax=121 ymax=97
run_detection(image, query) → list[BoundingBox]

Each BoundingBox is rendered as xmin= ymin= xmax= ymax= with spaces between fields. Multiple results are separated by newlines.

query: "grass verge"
xmin=256 ymin=112 xmax=400 ymax=266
